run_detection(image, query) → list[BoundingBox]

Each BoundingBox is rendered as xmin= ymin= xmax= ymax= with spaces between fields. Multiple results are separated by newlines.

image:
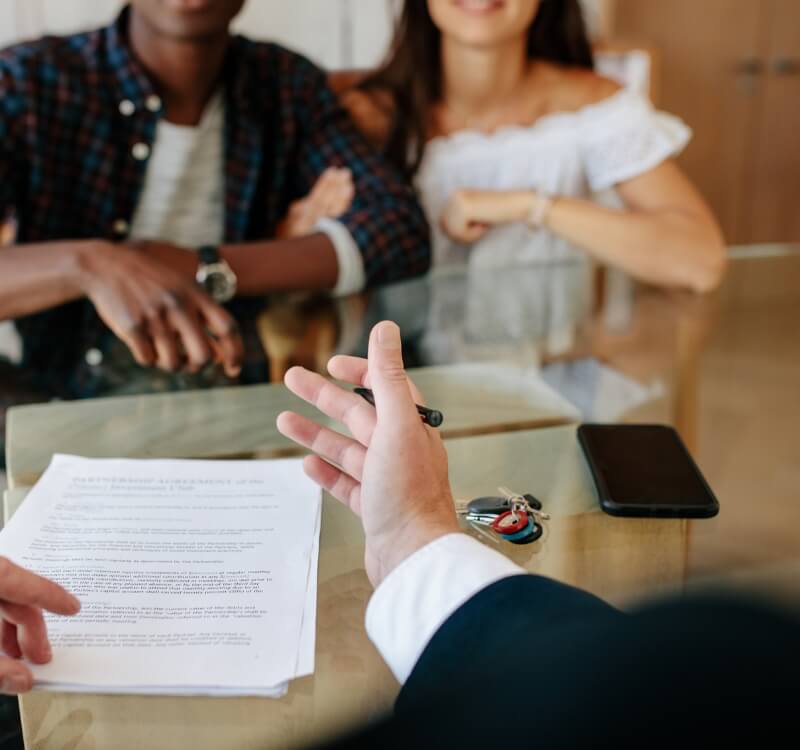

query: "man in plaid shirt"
xmin=0 ymin=0 xmax=430 ymax=459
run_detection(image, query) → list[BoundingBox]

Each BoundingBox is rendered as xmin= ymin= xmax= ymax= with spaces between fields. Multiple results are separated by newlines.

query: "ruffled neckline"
xmin=425 ymin=87 xmax=636 ymax=150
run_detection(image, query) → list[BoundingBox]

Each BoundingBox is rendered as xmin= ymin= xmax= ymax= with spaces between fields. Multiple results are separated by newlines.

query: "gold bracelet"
xmin=526 ymin=191 xmax=554 ymax=229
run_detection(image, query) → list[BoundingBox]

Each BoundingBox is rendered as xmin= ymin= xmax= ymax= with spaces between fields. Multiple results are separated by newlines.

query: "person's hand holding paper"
xmin=0 ymin=557 xmax=80 ymax=694
xmin=278 ymin=321 xmax=460 ymax=587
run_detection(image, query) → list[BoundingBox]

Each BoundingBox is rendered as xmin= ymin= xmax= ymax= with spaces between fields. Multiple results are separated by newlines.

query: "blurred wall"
xmin=0 ymin=0 xmax=610 ymax=70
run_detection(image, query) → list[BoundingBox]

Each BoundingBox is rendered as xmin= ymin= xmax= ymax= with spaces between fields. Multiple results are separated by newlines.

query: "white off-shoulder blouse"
xmin=415 ymin=89 xmax=692 ymax=267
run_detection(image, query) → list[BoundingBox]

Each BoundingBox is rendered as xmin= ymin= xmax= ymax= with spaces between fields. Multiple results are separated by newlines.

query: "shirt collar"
xmin=102 ymin=6 xmax=263 ymax=118
xmin=103 ymin=6 xmax=158 ymax=109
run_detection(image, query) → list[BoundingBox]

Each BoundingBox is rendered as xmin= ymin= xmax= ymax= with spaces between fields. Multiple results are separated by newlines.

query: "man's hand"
xmin=75 ymin=241 xmax=243 ymax=376
xmin=277 ymin=167 xmax=355 ymax=239
xmin=0 ymin=557 xmax=80 ymax=694
xmin=277 ymin=321 xmax=460 ymax=587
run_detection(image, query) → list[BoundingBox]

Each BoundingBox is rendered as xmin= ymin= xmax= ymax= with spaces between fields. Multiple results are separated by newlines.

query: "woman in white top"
xmin=344 ymin=0 xmax=726 ymax=292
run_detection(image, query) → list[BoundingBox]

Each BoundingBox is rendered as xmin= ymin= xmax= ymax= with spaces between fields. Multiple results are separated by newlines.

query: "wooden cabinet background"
xmin=610 ymin=0 xmax=800 ymax=244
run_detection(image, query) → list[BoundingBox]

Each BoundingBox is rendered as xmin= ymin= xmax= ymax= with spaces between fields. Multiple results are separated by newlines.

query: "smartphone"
xmin=577 ymin=424 xmax=719 ymax=518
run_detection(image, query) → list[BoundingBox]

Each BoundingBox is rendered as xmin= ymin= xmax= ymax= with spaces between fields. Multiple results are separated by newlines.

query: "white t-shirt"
xmin=130 ymin=94 xmax=226 ymax=248
xmin=130 ymin=93 xmax=365 ymax=296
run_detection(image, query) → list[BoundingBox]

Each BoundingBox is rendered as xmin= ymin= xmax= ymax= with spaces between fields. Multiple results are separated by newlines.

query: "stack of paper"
xmin=0 ymin=455 xmax=322 ymax=697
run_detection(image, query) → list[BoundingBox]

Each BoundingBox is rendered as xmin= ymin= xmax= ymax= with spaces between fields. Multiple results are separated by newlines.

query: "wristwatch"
xmin=196 ymin=245 xmax=237 ymax=303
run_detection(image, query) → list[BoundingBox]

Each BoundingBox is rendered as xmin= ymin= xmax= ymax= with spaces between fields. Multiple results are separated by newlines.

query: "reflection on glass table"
xmin=5 ymin=246 xmax=799 ymax=750
xmin=354 ymin=258 xmax=596 ymax=367
xmin=257 ymin=244 xmax=800 ymax=593
xmin=258 ymin=255 xmax=660 ymax=426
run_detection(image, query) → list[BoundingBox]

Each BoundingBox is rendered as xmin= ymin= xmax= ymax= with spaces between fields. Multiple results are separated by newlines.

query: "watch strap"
xmin=197 ymin=245 xmax=220 ymax=265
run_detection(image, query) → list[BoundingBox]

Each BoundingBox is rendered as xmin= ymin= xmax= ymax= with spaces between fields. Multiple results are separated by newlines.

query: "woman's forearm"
xmin=544 ymin=196 xmax=727 ymax=293
xmin=457 ymin=189 xmax=726 ymax=293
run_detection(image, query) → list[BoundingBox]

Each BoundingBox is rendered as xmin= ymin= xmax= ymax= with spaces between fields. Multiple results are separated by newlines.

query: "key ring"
xmin=498 ymin=486 xmax=543 ymax=512
xmin=498 ymin=517 xmax=534 ymax=542
xmin=491 ymin=509 xmax=530 ymax=535
xmin=458 ymin=485 xmax=548 ymax=546
xmin=507 ymin=520 xmax=543 ymax=545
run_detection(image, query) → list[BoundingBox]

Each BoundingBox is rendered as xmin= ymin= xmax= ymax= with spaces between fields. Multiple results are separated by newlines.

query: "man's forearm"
xmin=0 ymin=241 xmax=89 ymax=321
xmin=221 ymin=233 xmax=339 ymax=295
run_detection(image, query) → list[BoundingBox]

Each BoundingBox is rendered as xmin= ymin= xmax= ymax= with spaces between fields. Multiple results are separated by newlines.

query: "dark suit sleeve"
xmin=287 ymin=55 xmax=431 ymax=288
xmin=322 ymin=589 xmax=800 ymax=749
xmin=398 ymin=574 xmax=622 ymax=712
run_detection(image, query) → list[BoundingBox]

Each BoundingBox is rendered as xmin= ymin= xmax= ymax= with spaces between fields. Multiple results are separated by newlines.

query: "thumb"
xmin=368 ymin=321 xmax=418 ymax=426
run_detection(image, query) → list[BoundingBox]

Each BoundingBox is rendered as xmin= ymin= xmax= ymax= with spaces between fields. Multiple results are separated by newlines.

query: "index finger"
xmin=166 ymin=307 xmax=213 ymax=373
xmin=327 ymin=355 xmax=369 ymax=387
xmin=0 ymin=558 xmax=80 ymax=616
xmin=284 ymin=366 xmax=376 ymax=446
xmin=328 ymin=354 xmax=426 ymax=405
xmin=196 ymin=297 xmax=244 ymax=378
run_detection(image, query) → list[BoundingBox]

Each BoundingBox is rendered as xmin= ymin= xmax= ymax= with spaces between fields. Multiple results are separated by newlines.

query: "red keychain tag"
xmin=491 ymin=509 xmax=530 ymax=535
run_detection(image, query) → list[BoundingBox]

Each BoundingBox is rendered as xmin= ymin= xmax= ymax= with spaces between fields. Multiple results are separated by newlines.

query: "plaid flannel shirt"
xmin=0 ymin=7 xmax=430 ymax=397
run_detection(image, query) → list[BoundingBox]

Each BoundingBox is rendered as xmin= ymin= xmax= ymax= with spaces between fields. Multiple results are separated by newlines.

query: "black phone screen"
xmin=577 ymin=424 xmax=719 ymax=517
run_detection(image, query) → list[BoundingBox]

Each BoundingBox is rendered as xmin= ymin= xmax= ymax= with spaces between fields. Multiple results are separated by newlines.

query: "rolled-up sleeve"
xmin=289 ymin=57 xmax=431 ymax=288
xmin=314 ymin=217 xmax=366 ymax=296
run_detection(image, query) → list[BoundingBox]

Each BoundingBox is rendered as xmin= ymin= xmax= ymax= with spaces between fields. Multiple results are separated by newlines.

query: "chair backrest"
xmin=593 ymin=43 xmax=659 ymax=103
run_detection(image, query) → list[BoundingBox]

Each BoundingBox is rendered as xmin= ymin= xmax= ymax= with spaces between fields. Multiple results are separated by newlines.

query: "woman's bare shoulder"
xmin=534 ymin=63 xmax=622 ymax=114
xmin=339 ymin=88 xmax=394 ymax=147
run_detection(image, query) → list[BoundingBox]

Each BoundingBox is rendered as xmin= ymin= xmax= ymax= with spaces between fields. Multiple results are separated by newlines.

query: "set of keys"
xmin=456 ymin=486 xmax=550 ymax=545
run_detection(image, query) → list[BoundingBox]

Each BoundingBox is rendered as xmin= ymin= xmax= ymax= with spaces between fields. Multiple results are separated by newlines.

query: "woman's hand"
xmin=0 ymin=557 xmax=80 ymax=694
xmin=277 ymin=321 xmax=460 ymax=587
xmin=440 ymin=190 xmax=492 ymax=244
xmin=277 ymin=167 xmax=355 ymax=239
xmin=441 ymin=189 xmax=539 ymax=244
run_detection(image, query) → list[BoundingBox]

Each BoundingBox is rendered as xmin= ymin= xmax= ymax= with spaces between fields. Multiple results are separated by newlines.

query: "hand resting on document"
xmin=0 ymin=557 xmax=80 ymax=694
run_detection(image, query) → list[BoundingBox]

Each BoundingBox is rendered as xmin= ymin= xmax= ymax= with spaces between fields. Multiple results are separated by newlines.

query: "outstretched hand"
xmin=277 ymin=321 xmax=459 ymax=587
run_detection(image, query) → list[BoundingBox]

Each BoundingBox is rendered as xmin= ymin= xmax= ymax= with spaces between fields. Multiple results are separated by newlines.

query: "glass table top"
xmin=4 ymin=244 xmax=799 ymax=750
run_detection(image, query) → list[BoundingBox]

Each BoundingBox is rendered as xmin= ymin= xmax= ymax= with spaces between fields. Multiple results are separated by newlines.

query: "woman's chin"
xmin=445 ymin=27 xmax=520 ymax=50
xmin=431 ymin=0 xmax=537 ymax=48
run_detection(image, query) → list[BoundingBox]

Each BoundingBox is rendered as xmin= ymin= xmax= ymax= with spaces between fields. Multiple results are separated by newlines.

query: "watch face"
xmin=198 ymin=262 xmax=237 ymax=302
xmin=207 ymin=273 xmax=234 ymax=301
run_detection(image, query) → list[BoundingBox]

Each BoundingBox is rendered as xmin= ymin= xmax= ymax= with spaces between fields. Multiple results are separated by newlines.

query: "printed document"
xmin=0 ymin=455 xmax=322 ymax=696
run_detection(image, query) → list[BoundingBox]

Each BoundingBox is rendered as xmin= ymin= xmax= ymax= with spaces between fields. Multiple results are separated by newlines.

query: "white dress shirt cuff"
xmin=365 ymin=533 xmax=526 ymax=685
xmin=315 ymin=218 xmax=366 ymax=297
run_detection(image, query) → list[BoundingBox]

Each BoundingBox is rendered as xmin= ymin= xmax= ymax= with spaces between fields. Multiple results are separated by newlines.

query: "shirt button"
xmin=112 ymin=218 xmax=130 ymax=236
xmin=145 ymin=95 xmax=162 ymax=113
xmin=132 ymin=142 xmax=150 ymax=161
xmin=85 ymin=348 xmax=104 ymax=367
xmin=118 ymin=99 xmax=136 ymax=117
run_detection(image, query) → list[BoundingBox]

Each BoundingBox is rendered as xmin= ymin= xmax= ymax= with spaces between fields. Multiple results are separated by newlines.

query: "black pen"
xmin=354 ymin=387 xmax=444 ymax=428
